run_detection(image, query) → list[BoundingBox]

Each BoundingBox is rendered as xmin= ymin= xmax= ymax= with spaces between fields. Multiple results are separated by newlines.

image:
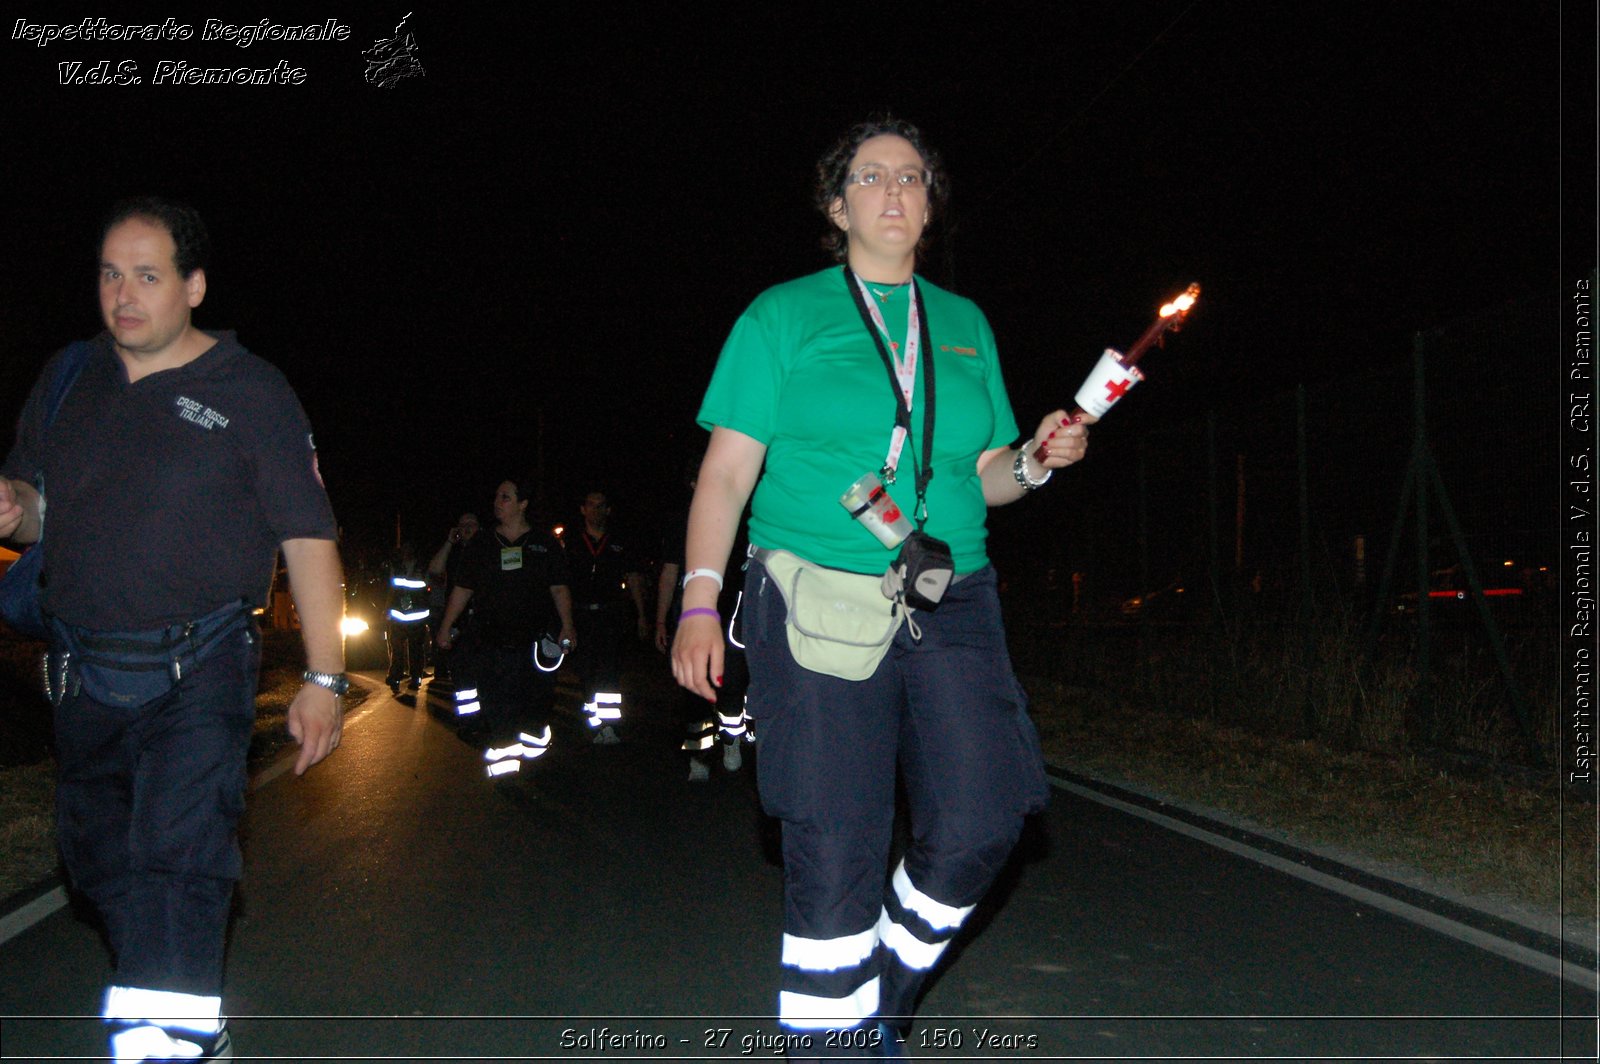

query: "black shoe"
xmin=408 ymin=678 xmax=422 ymax=690
xmin=386 ymin=679 xmax=400 ymax=695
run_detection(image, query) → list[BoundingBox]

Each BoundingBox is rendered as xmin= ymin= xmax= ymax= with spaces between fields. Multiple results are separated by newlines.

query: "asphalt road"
xmin=0 ymin=656 xmax=1593 ymax=1062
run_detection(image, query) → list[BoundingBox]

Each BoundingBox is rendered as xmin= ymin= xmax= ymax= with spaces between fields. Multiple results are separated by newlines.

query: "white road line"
xmin=1051 ymin=776 xmax=1596 ymax=989
xmin=0 ymin=885 xmax=67 ymax=946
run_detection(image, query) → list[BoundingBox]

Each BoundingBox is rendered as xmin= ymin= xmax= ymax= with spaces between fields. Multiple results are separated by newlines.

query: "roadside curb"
xmin=1046 ymin=763 xmax=1599 ymax=982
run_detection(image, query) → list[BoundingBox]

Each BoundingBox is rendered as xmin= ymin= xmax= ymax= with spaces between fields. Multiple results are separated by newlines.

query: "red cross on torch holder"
xmin=1034 ymin=282 xmax=1200 ymax=464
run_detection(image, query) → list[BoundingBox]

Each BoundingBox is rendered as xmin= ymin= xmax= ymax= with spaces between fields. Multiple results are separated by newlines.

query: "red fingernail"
xmin=715 ymin=675 xmax=724 ymax=685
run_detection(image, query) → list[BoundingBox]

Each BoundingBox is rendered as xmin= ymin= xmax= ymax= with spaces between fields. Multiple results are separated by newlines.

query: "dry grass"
xmin=0 ymin=761 xmax=55 ymax=900
xmin=0 ymin=629 xmax=361 ymax=902
xmin=1030 ymin=685 xmax=1595 ymax=927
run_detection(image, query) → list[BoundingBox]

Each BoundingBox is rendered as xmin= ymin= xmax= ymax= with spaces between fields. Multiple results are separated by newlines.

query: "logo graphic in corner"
xmin=174 ymin=396 xmax=230 ymax=431
xmin=364 ymin=12 xmax=425 ymax=88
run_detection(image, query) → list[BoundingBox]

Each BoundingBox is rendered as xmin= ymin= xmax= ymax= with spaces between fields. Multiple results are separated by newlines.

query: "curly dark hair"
xmin=813 ymin=115 xmax=950 ymax=263
xmin=101 ymin=197 xmax=211 ymax=278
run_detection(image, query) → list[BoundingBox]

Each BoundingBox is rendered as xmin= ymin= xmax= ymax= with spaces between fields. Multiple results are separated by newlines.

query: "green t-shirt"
xmin=698 ymin=267 xmax=1020 ymax=574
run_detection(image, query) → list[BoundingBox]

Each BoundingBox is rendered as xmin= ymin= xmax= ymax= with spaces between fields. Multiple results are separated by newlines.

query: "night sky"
xmin=2 ymin=2 xmax=1589 ymax=590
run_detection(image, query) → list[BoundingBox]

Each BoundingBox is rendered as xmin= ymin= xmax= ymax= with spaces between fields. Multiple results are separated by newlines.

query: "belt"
xmin=48 ymin=599 xmax=253 ymax=678
xmin=750 ymin=546 xmax=978 ymax=584
xmin=54 ymin=599 xmax=251 ymax=660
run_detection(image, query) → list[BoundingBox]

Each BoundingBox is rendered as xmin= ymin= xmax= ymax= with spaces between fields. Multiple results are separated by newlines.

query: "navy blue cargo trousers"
xmin=52 ymin=620 xmax=260 ymax=998
xmin=742 ymin=558 xmax=1049 ymax=1058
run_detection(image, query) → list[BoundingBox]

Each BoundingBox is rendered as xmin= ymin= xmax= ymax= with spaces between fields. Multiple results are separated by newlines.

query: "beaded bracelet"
xmin=1013 ymin=441 xmax=1053 ymax=492
xmin=679 ymin=607 xmax=721 ymax=623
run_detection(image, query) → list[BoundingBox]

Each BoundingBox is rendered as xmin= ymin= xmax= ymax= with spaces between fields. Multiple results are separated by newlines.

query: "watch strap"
xmin=302 ymin=669 xmax=350 ymax=695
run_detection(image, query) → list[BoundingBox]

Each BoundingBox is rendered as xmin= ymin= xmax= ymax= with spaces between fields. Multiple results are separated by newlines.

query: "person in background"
xmin=563 ymin=489 xmax=647 ymax=744
xmin=383 ymin=539 xmax=431 ymax=694
xmin=436 ymin=478 xmax=575 ymax=779
xmin=657 ymin=456 xmax=751 ymax=781
xmin=426 ymin=510 xmax=480 ymax=686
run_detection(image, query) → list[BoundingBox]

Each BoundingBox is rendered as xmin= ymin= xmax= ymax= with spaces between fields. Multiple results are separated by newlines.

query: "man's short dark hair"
xmin=503 ymin=476 xmax=539 ymax=504
xmin=102 ymin=197 xmax=211 ymax=278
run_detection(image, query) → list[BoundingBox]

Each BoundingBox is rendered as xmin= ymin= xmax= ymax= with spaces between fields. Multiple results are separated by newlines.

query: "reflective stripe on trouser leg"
xmin=875 ymin=859 xmax=976 ymax=992
xmin=454 ymin=687 xmax=481 ymax=716
xmin=778 ymin=927 xmax=881 ymax=1031
xmin=482 ymin=725 xmax=552 ymax=776
xmin=681 ymin=715 xmax=716 ymax=751
xmin=583 ymin=691 xmax=622 ymax=728
xmin=718 ymin=704 xmax=749 ymax=741
xmin=105 ymin=985 xmax=222 ymax=1062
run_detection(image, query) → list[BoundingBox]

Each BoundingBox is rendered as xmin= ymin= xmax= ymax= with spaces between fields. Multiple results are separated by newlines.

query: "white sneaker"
xmin=593 ymin=725 xmax=620 ymax=745
xmin=687 ymin=758 xmax=710 ymax=782
xmin=722 ymin=740 xmax=744 ymax=772
xmin=108 ymin=1023 xmax=233 ymax=1061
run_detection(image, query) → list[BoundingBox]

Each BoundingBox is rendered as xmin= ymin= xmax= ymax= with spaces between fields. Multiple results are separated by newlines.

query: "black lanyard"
xmin=843 ymin=265 xmax=936 ymax=528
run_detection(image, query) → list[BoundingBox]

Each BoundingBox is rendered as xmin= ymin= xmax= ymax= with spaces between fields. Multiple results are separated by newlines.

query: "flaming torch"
xmin=1035 ymin=282 xmax=1200 ymax=463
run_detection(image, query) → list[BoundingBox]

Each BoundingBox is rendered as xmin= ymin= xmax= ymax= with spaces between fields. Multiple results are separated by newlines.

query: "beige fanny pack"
xmin=755 ymin=547 xmax=903 ymax=681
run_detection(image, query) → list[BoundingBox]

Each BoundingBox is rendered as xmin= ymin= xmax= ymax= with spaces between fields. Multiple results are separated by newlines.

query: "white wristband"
xmin=682 ymin=568 xmax=724 ymax=591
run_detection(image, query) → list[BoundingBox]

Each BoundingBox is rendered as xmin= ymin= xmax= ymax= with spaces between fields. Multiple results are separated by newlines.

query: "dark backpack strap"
xmin=30 ymin=340 xmax=94 ymax=494
xmin=43 ymin=340 xmax=95 ymax=429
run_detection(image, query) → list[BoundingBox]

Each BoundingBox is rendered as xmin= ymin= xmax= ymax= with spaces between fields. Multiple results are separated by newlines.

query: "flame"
xmin=1158 ymin=284 xmax=1201 ymax=319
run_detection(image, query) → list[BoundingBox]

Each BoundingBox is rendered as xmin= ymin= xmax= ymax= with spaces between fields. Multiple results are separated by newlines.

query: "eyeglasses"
xmin=846 ymin=165 xmax=932 ymax=190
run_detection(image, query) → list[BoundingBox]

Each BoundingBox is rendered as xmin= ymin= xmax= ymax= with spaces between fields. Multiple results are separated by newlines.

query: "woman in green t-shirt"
xmin=672 ymin=116 xmax=1091 ymax=1056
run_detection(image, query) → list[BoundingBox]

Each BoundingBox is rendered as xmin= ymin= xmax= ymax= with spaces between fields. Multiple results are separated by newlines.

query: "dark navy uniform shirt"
xmin=2 ymin=332 xmax=338 ymax=631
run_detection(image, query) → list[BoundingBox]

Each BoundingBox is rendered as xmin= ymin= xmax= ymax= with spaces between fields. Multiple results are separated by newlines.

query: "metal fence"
xmin=1005 ymin=294 xmax=1559 ymax=772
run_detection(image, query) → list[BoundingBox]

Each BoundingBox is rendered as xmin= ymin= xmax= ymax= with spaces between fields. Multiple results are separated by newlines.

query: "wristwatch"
xmin=302 ymin=669 xmax=351 ymax=696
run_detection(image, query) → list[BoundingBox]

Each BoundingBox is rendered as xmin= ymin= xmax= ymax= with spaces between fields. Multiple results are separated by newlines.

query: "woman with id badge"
xmin=437 ymin=477 xmax=576 ymax=779
xmin=671 ymin=117 xmax=1090 ymax=1057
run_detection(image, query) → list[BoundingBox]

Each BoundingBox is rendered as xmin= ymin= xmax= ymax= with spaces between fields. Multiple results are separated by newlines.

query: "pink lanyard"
xmin=851 ymin=273 xmax=921 ymax=480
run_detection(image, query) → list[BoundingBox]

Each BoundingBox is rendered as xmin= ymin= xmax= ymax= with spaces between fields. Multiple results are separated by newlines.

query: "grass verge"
xmin=1028 ymin=683 xmax=1595 ymax=934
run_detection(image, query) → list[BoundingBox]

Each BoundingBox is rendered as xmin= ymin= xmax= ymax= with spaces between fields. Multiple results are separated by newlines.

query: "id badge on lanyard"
xmin=500 ymin=546 xmax=523 ymax=571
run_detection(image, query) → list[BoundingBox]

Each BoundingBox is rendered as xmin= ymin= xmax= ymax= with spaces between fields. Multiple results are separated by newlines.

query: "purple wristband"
xmin=679 ymin=607 xmax=721 ymax=623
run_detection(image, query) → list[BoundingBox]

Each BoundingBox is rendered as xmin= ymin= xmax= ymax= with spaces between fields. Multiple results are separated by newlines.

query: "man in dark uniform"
xmin=425 ymin=511 xmax=479 ymax=685
xmin=383 ymin=540 xmax=431 ymax=694
xmin=0 ymin=198 xmax=344 ymax=1062
xmin=563 ymin=490 xmax=647 ymax=744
